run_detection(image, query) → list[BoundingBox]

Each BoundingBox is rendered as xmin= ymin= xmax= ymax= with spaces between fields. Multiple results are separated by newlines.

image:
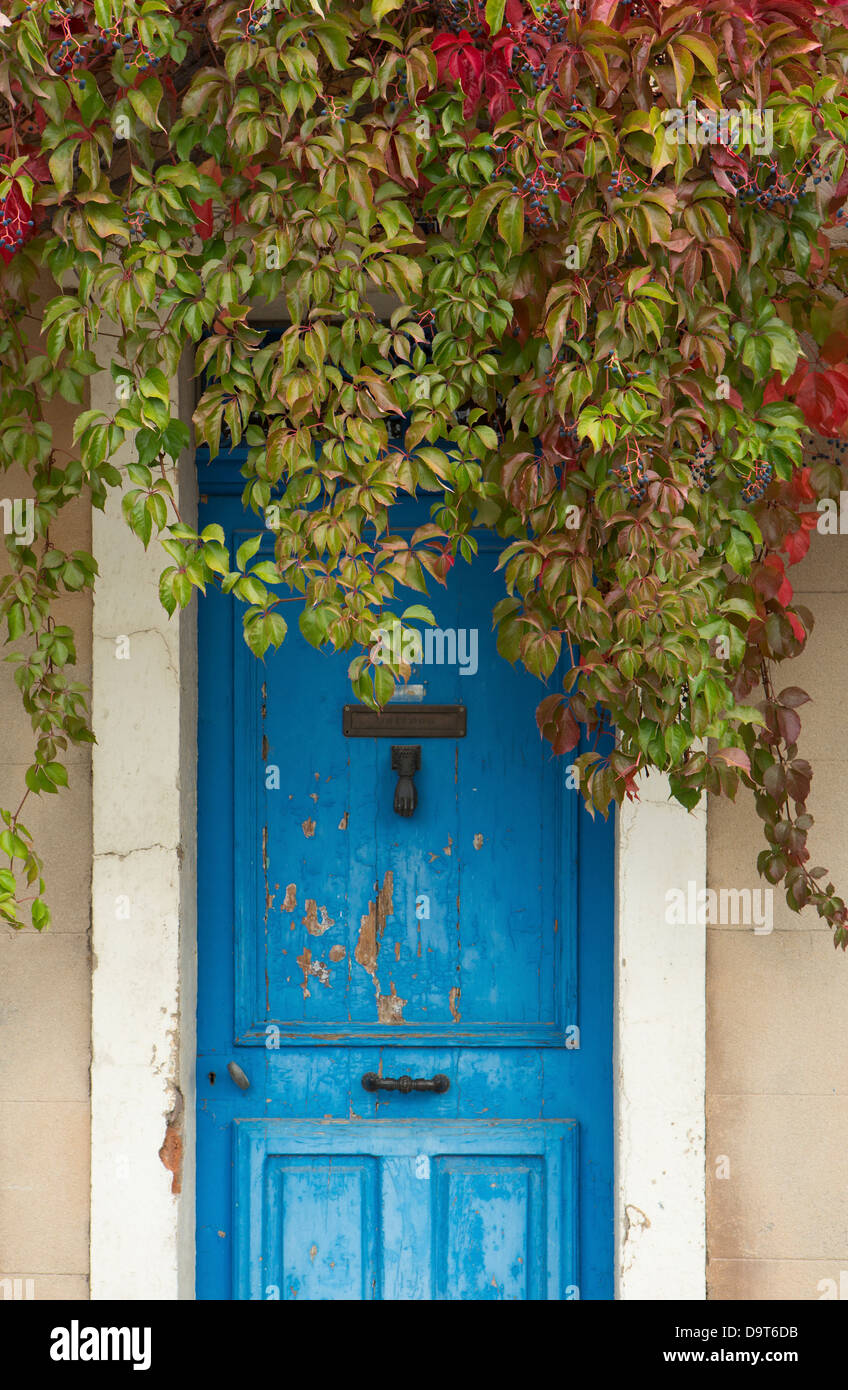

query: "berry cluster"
xmin=90 ymin=27 xmax=122 ymax=55
xmin=616 ymin=444 xmax=651 ymax=502
xmin=514 ymin=52 xmax=550 ymax=92
xmin=128 ymin=41 xmax=161 ymax=74
xmin=689 ymin=441 xmax=715 ymax=492
xmin=324 ymin=97 xmax=353 ymax=125
xmin=601 ymin=350 xmax=640 ymax=381
xmin=511 ymin=163 xmax=570 ymax=229
xmin=728 ymin=157 xmax=806 ymax=211
xmin=608 ymin=162 xmax=644 ymax=196
xmin=741 ymin=461 xmax=773 ymax=502
xmin=432 ymin=0 xmax=486 ymax=39
xmin=543 ymin=347 xmax=568 ymax=386
xmin=236 ymin=3 xmax=275 ymax=37
xmin=532 ymin=2 xmax=576 ymax=37
xmin=0 ymin=193 xmax=34 ymax=255
xmin=506 ymin=4 xmax=579 ymax=90
xmin=47 ymin=4 xmax=160 ymax=74
xmin=124 ymin=208 xmax=150 ymax=242
xmin=508 ymin=0 xmax=571 ymax=48
xmin=808 ymin=441 xmax=848 ymax=463
xmin=564 ymin=99 xmax=584 ymax=131
xmin=560 ymin=419 xmax=589 ymax=453
xmin=47 ymin=1 xmax=88 ymax=73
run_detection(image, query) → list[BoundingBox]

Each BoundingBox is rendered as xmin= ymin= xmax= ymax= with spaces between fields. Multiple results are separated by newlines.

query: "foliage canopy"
xmin=2 ymin=0 xmax=848 ymax=942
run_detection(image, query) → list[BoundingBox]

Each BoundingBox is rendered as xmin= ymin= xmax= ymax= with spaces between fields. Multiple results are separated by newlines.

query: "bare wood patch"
xmin=303 ymin=900 xmax=335 ymax=936
xmin=355 ymin=871 xmax=400 ymax=1021
xmin=297 ymin=946 xmax=331 ymax=997
xmin=376 ymin=982 xmax=407 ymax=1024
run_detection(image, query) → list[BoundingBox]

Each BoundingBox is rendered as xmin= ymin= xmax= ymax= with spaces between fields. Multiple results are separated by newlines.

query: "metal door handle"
xmin=361 ymin=1071 xmax=449 ymax=1094
xmin=227 ymin=1061 xmax=250 ymax=1090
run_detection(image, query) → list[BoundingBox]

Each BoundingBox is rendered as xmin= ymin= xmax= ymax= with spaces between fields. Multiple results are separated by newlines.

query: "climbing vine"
xmin=2 ymin=0 xmax=848 ymax=942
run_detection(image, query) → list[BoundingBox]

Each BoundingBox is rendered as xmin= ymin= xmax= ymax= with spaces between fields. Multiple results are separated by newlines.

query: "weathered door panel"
xmin=197 ymin=455 xmax=614 ymax=1299
xmin=233 ymin=527 xmax=573 ymax=1047
xmin=233 ymin=1120 xmax=576 ymax=1301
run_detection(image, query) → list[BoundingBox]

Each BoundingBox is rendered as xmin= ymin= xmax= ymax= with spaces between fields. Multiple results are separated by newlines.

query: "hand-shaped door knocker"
xmin=391 ymin=745 xmax=421 ymax=817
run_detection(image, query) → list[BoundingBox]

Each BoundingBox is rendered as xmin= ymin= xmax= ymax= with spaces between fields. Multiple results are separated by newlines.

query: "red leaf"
xmin=535 ymin=692 xmax=563 ymax=733
xmin=789 ymin=466 xmax=815 ymax=503
xmin=776 ymin=705 xmax=802 ymax=745
xmin=777 ymin=687 xmax=811 ymax=708
xmin=783 ymin=525 xmax=811 ymax=565
xmin=763 ymin=553 xmax=793 ymax=606
xmin=190 ymin=160 xmax=221 ymax=241
xmin=769 ymin=362 xmax=848 ymax=437
xmin=190 ymin=198 xmax=214 ymax=241
xmin=620 ymin=768 xmax=640 ymax=801
xmin=551 ymin=706 xmax=580 ymax=756
xmin=787 ymin=611 xmax=806 ymax=643
xmin=714 ymin=747 xmax=751 ymax=773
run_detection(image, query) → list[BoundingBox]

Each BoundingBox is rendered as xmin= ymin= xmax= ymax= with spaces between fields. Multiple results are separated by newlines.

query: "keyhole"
xmin=208 ymin=1072 xmax=216 ymax=1085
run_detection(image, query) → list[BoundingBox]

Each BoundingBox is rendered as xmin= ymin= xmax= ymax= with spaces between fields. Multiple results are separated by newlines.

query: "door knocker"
xmin=391 ymin=745 xmax=421 ymax=817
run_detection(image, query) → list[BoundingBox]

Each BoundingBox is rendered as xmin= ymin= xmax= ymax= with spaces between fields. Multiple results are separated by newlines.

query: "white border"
xmin=89 ymin=361 xmax=707 ymax=1300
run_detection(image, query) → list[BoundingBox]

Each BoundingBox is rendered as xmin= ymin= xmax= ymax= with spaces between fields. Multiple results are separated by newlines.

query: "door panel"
xmin=232 ymin=525 xmax=574 ymax=1046
xmin=197 ymin=450 xmax=614 ymax=1300
xmin=234 ymin=1120 xmax=576 ymax=1301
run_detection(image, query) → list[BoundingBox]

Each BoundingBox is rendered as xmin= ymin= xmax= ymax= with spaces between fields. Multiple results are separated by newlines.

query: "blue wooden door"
xmin=197 ymin=450 xmax=614 ymax=1300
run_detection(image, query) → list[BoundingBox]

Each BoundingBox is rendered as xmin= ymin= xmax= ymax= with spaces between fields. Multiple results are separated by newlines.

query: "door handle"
xmin=361 ymin=1071 xmax=449 ymax=1094
xmin=227 ymin=1061 xmax=250 ymax=1091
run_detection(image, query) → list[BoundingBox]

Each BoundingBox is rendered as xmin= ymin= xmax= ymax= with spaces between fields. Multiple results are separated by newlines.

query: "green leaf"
xmin=497 ymin=194 xmax=525 ymax=254
xmin=139 ymin=367 xmax=171 ymax=403
xmin=299 ymin=604 xmax=332 ymax=647
xmin=464 ymin=183 xmax=510 ymax=244
xmin=374 ymin=662 xmax=396 ymax=706
xmin=674 ymin=33 xmax=719 ymax=76
xmin=741 ymin=333 xmax=772 ymax=379
xmin=31 ymin=899 xmax=51 ymax=931
xmin=765 ymin=329 xmax=799 ymax=380
xmin=401 ymin=604 xmax=436 ymax=624
xmin=48 ymin=141 xmax=77 ymax=198
xmin=726 ymin=528 xmax=754 ymax=574
xmin=128 ymin=80 xmax=163 ymax=131
xmin=236 ymin=534 xmax=263 ymax=571
xmin=485 ymin=0 xmax=507 ymax=33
